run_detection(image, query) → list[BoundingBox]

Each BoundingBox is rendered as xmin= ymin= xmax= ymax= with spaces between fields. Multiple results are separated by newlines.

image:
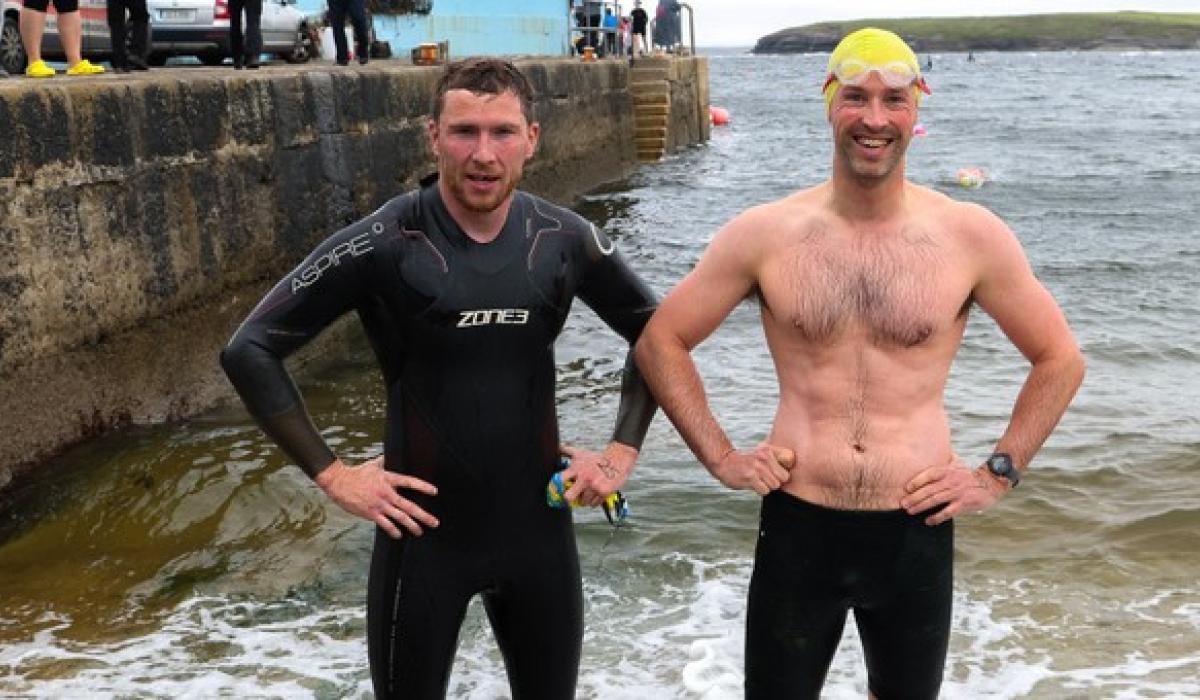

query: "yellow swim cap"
xmin=823 ymin=27 xmax=927 ymax=112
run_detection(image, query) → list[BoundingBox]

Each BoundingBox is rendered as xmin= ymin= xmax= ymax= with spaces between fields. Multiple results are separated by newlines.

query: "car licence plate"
xmin=159 ymin=8 xmax=194 ymax=21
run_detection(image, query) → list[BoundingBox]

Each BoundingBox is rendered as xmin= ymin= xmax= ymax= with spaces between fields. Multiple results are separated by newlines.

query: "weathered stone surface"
xmin=667 ymin=56 xmax=710 ymax=152
xmin=0 ymin=57 xmax=709 ymax=487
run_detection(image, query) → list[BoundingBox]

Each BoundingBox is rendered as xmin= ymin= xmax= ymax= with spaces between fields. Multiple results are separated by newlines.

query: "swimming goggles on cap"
xmin=822 ymin=59 xmax=932 ymax=95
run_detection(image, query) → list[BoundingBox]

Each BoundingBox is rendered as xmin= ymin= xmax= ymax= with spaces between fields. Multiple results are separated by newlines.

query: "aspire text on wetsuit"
xmin=221 ymin=181 xmax=657 ymax=698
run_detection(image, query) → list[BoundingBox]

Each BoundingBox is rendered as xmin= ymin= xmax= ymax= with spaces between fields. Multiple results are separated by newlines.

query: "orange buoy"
xmin=710 ymin=105 xmax=730 ymax=126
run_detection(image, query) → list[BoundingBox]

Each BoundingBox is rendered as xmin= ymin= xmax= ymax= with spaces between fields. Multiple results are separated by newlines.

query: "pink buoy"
xmin=710 ymin=105 xmax=730 ymax=126
xmin=913 ymin=124 xmax=927 ymax=136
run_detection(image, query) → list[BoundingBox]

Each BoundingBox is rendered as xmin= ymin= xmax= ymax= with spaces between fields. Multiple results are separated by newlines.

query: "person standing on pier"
xmin=635 ymin=27 xmax=1084 ymax=699
xmin=229 ymin=0 xmax=263 ymax=68
xmin=602 ymin=7 xmax=619 ymax=57
xmin=327 ymin=0 xmax=370 ymax=66
xmin=107 ymin=0 xmax=151 ymax=72
xmin=19 ymin=0 xmax=105 ymax=77
xmin=221 ymin=58 xmax=658 ymax=698
xmin=630 ymin=0 xmax=649 ymax=57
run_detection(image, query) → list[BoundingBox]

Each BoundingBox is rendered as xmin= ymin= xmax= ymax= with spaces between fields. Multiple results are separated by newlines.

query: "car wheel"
xmin=283 ymin=25 xmax=313 ymax=64
xmin=1 ymin=15 xmax=27 ymax=74
xmin=199 ymin=51 xmax=226 ymax=66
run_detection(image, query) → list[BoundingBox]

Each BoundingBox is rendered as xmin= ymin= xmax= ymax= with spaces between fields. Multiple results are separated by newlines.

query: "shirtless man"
xmin=634 ymin=28 xmax=1085 ymax=699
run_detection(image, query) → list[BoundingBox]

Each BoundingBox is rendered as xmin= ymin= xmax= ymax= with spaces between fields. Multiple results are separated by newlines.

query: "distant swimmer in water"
xmin=221 ymin=58 xmax=658 ymax=698
xmin=957 ymin=166 xmax=987 ymax=188
xmin=635 ymin=26 xmax=1084 ymax=699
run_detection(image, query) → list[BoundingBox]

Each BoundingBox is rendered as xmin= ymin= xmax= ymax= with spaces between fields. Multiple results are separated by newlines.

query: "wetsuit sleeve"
xmin=576 ymin=224 xmax=659 ymax=450
xmin=220 ymin=218 xmax=381 ymax=477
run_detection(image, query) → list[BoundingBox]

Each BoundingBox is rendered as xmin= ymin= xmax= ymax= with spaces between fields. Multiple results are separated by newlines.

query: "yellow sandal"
xmin=25 ymin=59 xmax=56 ymax=78
xmin=66 ymin=59 xmax=105 ymax=76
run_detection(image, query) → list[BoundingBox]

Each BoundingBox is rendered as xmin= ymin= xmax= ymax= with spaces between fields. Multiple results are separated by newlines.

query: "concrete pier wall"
xmin=0 ymin=56 xmax=709 ymax=488
xmin=665 ymin=56 xmax=711 ymax=152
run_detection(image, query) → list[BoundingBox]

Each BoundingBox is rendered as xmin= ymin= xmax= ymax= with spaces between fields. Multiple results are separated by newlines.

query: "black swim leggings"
xmin=745 ymin=491 xmax=954 ymax=700
xmin=366 ymin=496 xmax=583 ymax=700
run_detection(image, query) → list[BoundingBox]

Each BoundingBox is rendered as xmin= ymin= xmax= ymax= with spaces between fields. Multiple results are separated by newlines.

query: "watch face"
xmin=988 ymin=453 xmax=1013 ymax=476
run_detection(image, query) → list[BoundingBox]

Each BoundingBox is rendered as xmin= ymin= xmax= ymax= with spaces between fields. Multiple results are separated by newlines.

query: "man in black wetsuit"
xmin=221 ymin=58 xmax=658 ymax=698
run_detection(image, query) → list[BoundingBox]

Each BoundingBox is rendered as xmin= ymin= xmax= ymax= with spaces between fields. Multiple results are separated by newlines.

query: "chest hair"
xmin=780 ymin=226 xmax=946 ymax=348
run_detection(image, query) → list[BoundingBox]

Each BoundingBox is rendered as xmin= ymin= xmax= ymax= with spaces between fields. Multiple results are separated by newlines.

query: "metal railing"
xmin=680 ymin=2 xmax=694 ymax=55
xmin=567 ymin=1 xmax=627 ymax=58
xmin=567 ymin=1 xmax=697 ymax=58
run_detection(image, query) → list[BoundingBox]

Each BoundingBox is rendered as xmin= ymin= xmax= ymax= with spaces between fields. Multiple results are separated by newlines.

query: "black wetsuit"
xmin=221 ymin=180 xmax=657 ymax=699
xmin=745 ymin=492 xmax=954 ymax=700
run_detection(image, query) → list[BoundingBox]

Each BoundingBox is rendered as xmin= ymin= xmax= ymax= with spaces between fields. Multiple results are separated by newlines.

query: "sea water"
xmin=1 ymin=50 xmax=1198 ymax=698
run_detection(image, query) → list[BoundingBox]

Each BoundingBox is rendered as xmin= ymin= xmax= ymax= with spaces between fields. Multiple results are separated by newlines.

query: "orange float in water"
xmin=710 ymin=105 xmax=730 ymax=126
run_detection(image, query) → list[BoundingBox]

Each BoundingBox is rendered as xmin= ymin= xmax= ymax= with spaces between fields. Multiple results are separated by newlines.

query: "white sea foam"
xmin=0 ymin=597 xmax=373 ymax=698
xmin=3 ymin=561 xmax=1199 ymax=698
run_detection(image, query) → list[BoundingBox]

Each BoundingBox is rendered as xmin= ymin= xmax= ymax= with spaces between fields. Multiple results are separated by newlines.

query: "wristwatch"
xmin=985 ymin=452 xmax=1019 ymax=489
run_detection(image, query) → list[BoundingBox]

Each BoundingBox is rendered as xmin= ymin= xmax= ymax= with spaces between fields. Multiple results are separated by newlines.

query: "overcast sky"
xmin=683 ymin=1 xmax=1199 ymax=47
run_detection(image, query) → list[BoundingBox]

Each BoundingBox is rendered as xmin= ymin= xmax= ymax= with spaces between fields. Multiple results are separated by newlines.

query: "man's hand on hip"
xmin=901 ymin=454 xmax=1007 ymax=526
xmin=315 ymin=456 xmax=440 ymax=539
xmin=711 ymin=443 xmax=795 ymax=495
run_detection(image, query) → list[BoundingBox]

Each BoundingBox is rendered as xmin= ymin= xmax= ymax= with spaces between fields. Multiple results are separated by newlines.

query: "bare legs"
xmin=20 ymin=8 xmax=84 ymax=67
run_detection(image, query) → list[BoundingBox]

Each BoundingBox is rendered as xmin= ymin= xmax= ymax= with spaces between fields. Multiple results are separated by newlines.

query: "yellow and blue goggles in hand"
xmin=546 ymin=467 xmax=630 ymax=526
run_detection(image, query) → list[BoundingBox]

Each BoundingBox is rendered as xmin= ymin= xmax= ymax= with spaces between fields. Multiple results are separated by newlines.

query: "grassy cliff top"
xmin=753 ymin=11 xmax=1200 ymax=53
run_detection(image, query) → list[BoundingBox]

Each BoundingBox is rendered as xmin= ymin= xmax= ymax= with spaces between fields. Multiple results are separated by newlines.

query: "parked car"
xmin=146 ymin=0 xmax=316 ymax=65
xmin=0 ymin=0 xmax=128 ymax=74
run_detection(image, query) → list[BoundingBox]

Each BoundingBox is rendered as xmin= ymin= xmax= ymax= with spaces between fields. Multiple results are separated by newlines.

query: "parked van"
xmin=0 ymin=0 xmax=115 ymax=74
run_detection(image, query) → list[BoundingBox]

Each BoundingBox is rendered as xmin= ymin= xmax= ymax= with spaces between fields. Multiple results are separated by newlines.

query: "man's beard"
xmin=450 ymin=169 xmax=520 ymax=214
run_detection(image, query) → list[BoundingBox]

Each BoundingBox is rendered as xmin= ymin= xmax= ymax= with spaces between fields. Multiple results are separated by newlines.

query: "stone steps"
xmin=636 ymin=114 xmax=666 ymax=129
xmin=635 ymin=125 xmax=668 ymax=140
xmin=632 ymin=91 xmax=669 ymax=106
xmin=629 ymin=60 xmax=672 ymax=162
xmin=630 ymin=63 xmax=671 ymax=82
xmin=629 ymin=79 xmax=669 ymax=94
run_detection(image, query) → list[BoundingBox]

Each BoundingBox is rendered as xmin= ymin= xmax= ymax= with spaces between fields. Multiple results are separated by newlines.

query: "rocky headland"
xmin=753 ymin=11 xmax=1200 ymax=53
